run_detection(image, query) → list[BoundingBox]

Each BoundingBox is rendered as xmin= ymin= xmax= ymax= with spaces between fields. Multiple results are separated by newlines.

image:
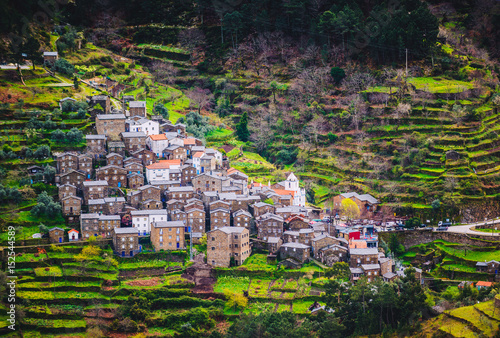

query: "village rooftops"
xmin=233 ymin=209 xmax=252 ymax=217
xmin=122 ymin=131 xmax=147 ymax=138
xmin=217 ymin=226 xmax=246 ymax=234
xmin=281 ymin=242 xmax=310 ymax=249
xmin=81 ymin=213 xmax=100 ymax=219
xmin=253 ymin=202 xmax=273 ymax=208
xmin=86 ymin=134 xmax=106 ymax=140
xmin=267 ymin=237 xmax=281 ymax=244
xmin=129 ymin=101 xmax=146 ymax=108
xmin=148 ymin=134 xmax=168 ymax=141
xmin=99 ymin=215 xmax=121 ymax=220
xmin=361 ymin=264 xmax=380 ymax=270
xmin=168 ymin=186 xmax=194 ymax=192
xmin=259 ymin=213 xmax=284 ymax=222
xmin=210 ymin=207 xmax=231 ymax=214
xmin=350 ymin=267 xmax=363 ymax=274
xmin=83 ymin=180 xmax=108 ymax=187
xmin=104 ymin=197 xmax=126 ymax=203
xmin=383 ymin=272 xmax=397 ymax=279
xmin=311 ymin=234 xmax=337 ymax=242
xmin=88 ymin=199 xmax=105 ymax=205
xmin=96 ymin=114 xmax=126 ymax=120
xmin=106 ymin=152 xmax=123 ymax=158
xmin=349 ymin=248 xmax=379 ymax=255
xmin=184 ymin=138 xmax=197 ymax=145
xmin=146 ymin=159 xmax=181 ymax=170
xmin=114 ymin=228 xmax=139 ymax=235
xmin=130 ymin=209 xmax=168 ymax=216
xmin=44 ymin=51 xmax=58 ymax=56
xmin=340 ymin=192 xmax=379 ymax=204
xmin=148 ymin=179 xmax=181 ymax=185
xmin=153 ymin=221 xmax=185 ymax=228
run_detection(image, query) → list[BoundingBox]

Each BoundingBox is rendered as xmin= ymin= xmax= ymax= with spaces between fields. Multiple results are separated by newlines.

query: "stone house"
xmin=349 ymin=248 xmax=379 ymax=268
xmin=121 ymin=132 xmax=147 ymax=153
xmin=98 ymin=215 xmax=121 ymax=238
xmin=166 ymin=186 xmax=194 ymax=202
xmin=80 ymin=213 xmax=100 ymax=239
xmin=90 ymin=95 xmax=111 ymax=113
xmin=141 ymin=199 xmax=162 ymax=209
xmin=318 ymin=244 xmax=349 ymax=266
xmin=185 ymin=198 xmax=204 ymax=211
xmin=151 ymin=221 xmax=186 ymax=251
xmin=232 ymin=209 xmax=252 ymax=228
xmin=169 ymin=209 xmax=187 ymax=224
xmin=43 ymin=51 xmax=58 ymax=65
xmin=279 ymin=243 xmax=310 ymax=263
xmin=146 ymin=134 xmax=170 ymax=157
xmin=187 ymin=207 xmax=206 ymax=233
xmin=124 ymin=156 xmax=142 ymax=165
xmin=169 ymin=168 xmax=181 ymax=181
xmin=311 ymin=235 xmax=342 ymax=258
xmin=103 ymin=197 xmax=126 ymax=215
xmin=77 ymin=154 xmax=93 ymax=178
xmin=88 ymin=199 xmax=105 ymax=214
xmin=96 ymin=114 xmax=126 ymax=140
xmin=49 ymin=227 xmax=65 ymax=243
xmin=166 ymin=199 xmax=186 ymax=213
xmin=475 ymin=260 xmax=500 ymax=274
xmin=106 ymin=153 xmax=124 ymax=167
xmin=107 ymin=141 xmax=126 ymax=156
xmin=127 ymin=173 xmax=144 ymax=189
xmin=58 ymin=184 xmax=77 ymax=200
xmin=148 ymin=179 xmax=181 ymax=194
xmin=86 ymin=134 xmax=107 ymax=154
xmin=180 ymin=165 xmax=197 ymax=185
xmin=199 ymin=154 xmax=216 ymax=173
xmin=192 ymin=173 xmax=229 ymax=194
xmin=201 ymin=191 xmax=218 ymax=206
xmin=252 ymin=202 xmax=275 ymax=217
xmin=267 ymin=237 xmax=282 ymax=254
xmin=113 ymin=228 xmax=140 ymax=257
xmin=61 ymin=195 xmax=82 ymax=216
xmin=83 ymin=181 xmax=108 ymax=203
xmin=59 ymin=169 xmax=86 ymax=189
xmin=128 ymin=101 xmax=147 ymax=117
xmin=283 ymin=228 xmax=315 ymax=246
xmin=124 ymin=162 xmax=143 ymax=175
xmin=287 ymin=216 xmax=310 ymax=231
xmin=210 ymin=208 xmax=231 ymax=230
xmin=131 ymin=209 xmax=168 ymax=235
xmin=256 ymin=213 xmax=284 ymax=241
xmin=379 ymin=257 xmax=395 ymax=276
xmin=207 ymin=227 xmax=251 ymax=267
xmin=360 ymin=264 xmax=381 ymax=283
xmin=131 ymin=148 xmax=155 ymax=166
xmin=56 ymin=152 xmax=78 ymax=174
xmin=163 ymin=145 xmax=187 ymax=161
xmin=95 ymin=165 xmax=127 ymax=188
xmin=209 ymin=200 xmax=231 ymax=212
xmin=27 ymin=165 xmax=44 ymax=176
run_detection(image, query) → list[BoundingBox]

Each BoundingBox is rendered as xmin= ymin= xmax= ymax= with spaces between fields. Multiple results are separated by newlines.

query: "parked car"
xmin=436 ymin=226 xmax=448 ymax=231
xmin=322 ymin=216 xmax=333 ymax=222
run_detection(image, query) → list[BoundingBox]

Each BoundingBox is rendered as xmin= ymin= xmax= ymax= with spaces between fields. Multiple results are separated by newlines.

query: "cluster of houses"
xmin=39 ymin=95 xmax=401 ymax=282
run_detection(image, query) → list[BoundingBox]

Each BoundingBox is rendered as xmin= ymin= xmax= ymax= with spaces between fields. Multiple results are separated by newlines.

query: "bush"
xmin=53 ymin=58 xmax=75 ymax=75
xmin=327 ymin=132 xmax=338 ymax=144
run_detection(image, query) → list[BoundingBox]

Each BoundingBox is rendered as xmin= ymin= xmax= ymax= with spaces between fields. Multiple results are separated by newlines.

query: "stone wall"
xmin=379 ymin=229 xmax=500 ymax=249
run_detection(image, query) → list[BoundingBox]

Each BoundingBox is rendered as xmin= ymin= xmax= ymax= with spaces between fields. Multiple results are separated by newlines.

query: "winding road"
xmin=444 ymin=218 xmax=500 ymax=237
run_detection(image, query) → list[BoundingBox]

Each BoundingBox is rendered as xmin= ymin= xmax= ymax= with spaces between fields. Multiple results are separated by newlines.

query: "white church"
xmin=275 ymin=172 xmax=307 ymax=207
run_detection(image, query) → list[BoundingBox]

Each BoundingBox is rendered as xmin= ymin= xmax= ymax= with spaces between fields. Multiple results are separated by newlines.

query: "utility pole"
xmin=405 ymin=48 xmax=408 ymax=77
xmin=189 ymin=224 xmax=193 ymax=261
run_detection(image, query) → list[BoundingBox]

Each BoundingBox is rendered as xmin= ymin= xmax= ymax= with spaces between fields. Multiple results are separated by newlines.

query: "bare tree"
xmin=444 ymin=176 xmax=457 ymax=191
xmin=178 ymin=28 xmax=206 ymax=51
xmin=394 ymin=102 xmax=411 ymax=123
xmin=342 ymin=72 xmax=375 ymax=94
xmin=450 ymin=104 xmax=466 ymax=125
xmin=249 ymin=108 xmax=275 ymax=152
xmin=149 ymin=61 xmax=179 ymax=85
xmin=186 ymin=87 xmax=214 ymax=114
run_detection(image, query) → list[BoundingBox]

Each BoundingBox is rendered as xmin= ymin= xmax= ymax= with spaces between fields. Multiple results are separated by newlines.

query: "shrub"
xmin=53 ymin=58 xmax=74 ymax=75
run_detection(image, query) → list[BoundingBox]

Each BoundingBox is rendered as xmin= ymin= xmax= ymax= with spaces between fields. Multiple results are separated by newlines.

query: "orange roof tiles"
xmin=149 ymin=134 xmax=167 ymax=141
xmin=476 ymin=281 xmax=492 ymax=287
xmin=146 ymin=159 xmax=181 ymax=170
xmin=184 ymin=138 xmax=196 ymax=145
xmin=349 ymin=240 xmax=368 ymax=249
xmin=272 ymin=189 xmax=295 ymax=197
xmin=193 ymin=152 xmax=204 ymax=158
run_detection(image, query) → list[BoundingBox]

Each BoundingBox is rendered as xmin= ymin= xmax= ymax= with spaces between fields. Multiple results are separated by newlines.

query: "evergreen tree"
xmin=235 ymin=112 xmax=249 ymax=142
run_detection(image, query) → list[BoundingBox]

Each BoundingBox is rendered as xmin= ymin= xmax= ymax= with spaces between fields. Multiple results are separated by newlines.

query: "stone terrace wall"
xmin=379 ymin=229 xmax=500 ymax=249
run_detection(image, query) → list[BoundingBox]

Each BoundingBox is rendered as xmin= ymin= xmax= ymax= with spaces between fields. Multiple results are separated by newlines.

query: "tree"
xmin=388 ymin=233 xmax=405 ymax=257
xmin=154 ymin=103 xmax=169 ymax=119
xmin=24 ymin=35 xmax=41 ymax=70
xmin=51 ymin=129 xmax=65 ymax=143
xmin=340 ymin=198 xmax=360 ymax=221
xmin=38 ymin=223 xmax=49 ymax=234
xmin=236 ymin=112 xmax=250 ymax=142
xmin=405 ymin=217 xmax=420 ymax=229
xmin=330 ymin=67 xmax=346 ymax=84
xmin=224 ymin=289 xmax=248 ymax=311
xmin=53 ymin=58 xmax=74 ymax=75
xmin=31 ymin=191 xmax=61 ymax=218
xmin=33 ymin=145 xmax=51 ymax=160
xmin=186 ymin=87 xmax=213 ymax=114
xmin=325 ymin=262 xmax=350 ymax=280
xmin=451 ymin=104 xmax=466 ymax=125
xmin=66 ymin=128 xmax=83 ymax=144
xmin=431 ymin=199 xmax=441 ymax=211
xmin=215 ymin=96 xmax=232 ymax=117
xmin=73 ymin=76 xmax=79 ymax=89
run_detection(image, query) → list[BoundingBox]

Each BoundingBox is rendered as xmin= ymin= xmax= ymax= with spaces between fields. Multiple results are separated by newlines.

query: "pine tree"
xmin=235 ymin=112 xmax=249 ymax=142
